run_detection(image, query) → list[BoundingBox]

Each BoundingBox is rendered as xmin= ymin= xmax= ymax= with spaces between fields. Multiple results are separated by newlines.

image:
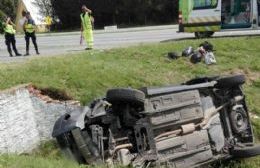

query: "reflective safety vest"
xmin=80 ymin=12 xmax=92 ymax=30
xmin=4 ymin=24 xmax=16 ymax=34
xmin=25 ymin=23 xmax=35 ymax=33
xmin=45 ymin=16 xmax=53 ymax=26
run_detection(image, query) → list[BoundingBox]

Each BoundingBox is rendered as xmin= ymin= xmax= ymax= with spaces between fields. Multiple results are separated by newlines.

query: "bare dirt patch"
xmin=28 ymin=85 xmax=80 ymax=105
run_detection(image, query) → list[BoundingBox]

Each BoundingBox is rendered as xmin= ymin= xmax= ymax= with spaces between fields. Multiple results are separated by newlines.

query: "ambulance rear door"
xmin=184 ymin=0 xmax=222 ymax=34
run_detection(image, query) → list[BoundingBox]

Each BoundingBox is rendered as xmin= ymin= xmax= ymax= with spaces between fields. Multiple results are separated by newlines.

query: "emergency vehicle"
xmin=179 ymin=0 xmax=260 ymax=38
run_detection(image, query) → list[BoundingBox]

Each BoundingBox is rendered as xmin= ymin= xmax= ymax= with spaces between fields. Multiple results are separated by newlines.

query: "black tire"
xmin=215 ymin=75 xmax=246 ymax=89
xmin=195 ymin=31 xmax=214 ymax=38
xmin=106 ymin=88 xmax=145 ymax=105
xmin=229 ymin=106 xmax=248 ymax=134
xmin=195 ymin=32 xmax=202 ymax=38
xmin=231 ymin=145 xmax=260 ymax=158
xmin=206 ymin=31 xmax=215 ymax=37
xmin=56 ymin=134 xmax=85 ymax=164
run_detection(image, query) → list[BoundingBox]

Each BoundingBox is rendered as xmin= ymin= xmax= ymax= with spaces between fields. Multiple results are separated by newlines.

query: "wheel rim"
xmin=235 ymin=113 xmax=246 ymax=128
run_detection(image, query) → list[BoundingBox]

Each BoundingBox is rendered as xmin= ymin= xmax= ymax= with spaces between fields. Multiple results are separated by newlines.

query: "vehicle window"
xmin=193 ymin=0 xmax=218 ymax=10
xmin=221 ymin=0 xmax=251 ymax=26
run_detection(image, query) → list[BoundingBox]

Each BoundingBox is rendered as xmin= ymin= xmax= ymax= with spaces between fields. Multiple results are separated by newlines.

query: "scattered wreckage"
xmin=52 ymin=75 xmax=260 ymax=168
xmin=168 ymin=41 xmax=217 ymax=65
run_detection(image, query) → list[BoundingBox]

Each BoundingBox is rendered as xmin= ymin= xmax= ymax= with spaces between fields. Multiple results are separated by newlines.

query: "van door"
xmin=258 ymin=0 xmax=260 ymax=26
xmin=183 ymin=0 xmax=222 ymax=36
xmin=221 ymin=0 xmax=252 ymax=29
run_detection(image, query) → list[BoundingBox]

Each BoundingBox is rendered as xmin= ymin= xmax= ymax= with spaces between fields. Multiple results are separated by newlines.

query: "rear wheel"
xmin=229 ymin=105 xmax=248 ymax=134
xmin=106 ymin=88 xmax=145 ymax=106
xmin=195 ymin=31 xmax=214 ymax=38
xmin=207 ymin=31 xmax=215 ymax=37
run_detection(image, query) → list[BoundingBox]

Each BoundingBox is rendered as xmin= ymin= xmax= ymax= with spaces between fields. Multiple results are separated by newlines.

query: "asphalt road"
xmin=1 ymin=25 xmax=260 ymax=62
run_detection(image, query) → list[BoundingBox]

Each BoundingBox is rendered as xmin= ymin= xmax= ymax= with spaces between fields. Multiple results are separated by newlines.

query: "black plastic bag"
xmin=199 ymin=41 xmax=214 ymax=52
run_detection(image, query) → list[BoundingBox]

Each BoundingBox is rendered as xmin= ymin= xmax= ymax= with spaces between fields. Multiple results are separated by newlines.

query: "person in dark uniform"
xmin=23 ymin=12 xmax=39 ymax=56
xmin=3 ymin=17 xmax=21 ymax=57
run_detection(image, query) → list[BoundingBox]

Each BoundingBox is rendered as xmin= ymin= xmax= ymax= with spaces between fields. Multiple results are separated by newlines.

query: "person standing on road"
xmin=23 ymin=12 xmax=40 ymax=56
xmin=80 ymin=5 xmax=94 ymax=50
xmin=2 ymin=17 xmax=22 ymax=57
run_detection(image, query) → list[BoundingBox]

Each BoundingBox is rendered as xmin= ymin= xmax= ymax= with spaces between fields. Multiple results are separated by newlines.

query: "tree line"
xmin=51 ymin=0 xmax=178 ymax=30
xmin=0 ymin=0 xmax=18 ymax=33
xmin=1 ymin=0 xmax=179 ymax=31
xmin=0 ymin=0 xmax=18 ymax=19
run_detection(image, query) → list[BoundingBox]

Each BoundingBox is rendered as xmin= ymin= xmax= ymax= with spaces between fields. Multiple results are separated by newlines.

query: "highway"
xmin=0 ymin=25 xmax=260 ymax=62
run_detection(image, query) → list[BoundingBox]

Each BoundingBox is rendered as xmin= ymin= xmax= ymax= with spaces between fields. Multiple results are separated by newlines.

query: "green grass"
xmin=0 ymin=154 xmax=84 ymax=168
xmin=0 ymin=141 xmax=77 ymax=168
xmin=0 ymin=36 xmax=260 ymax=168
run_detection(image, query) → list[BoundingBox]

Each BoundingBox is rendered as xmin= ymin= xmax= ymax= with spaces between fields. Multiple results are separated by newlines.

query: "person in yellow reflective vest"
xmin=3 ymin=17 xmax=21 ymax=57
xmin=23 ymin=12 xmax=40 ymax=56
xmin=80 ymin=5 xmax=94 ymax=50
xmin=44 ymin=16 xmax=53 ymax=32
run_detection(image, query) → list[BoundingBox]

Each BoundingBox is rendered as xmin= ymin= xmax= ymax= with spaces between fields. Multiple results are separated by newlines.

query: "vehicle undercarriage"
xmin=52 ymin=75 xmax=260 ymax=168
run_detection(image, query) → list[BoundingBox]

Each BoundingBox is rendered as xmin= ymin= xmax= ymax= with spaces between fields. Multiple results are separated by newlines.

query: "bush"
xmin=0 ymin=10 xmax=5 ymax=34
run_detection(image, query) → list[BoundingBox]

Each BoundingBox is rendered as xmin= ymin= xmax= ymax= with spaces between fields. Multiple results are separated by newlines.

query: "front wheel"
xmin=195 ymin=31 xmax=214 ymax=38
xmin=56 ymin=133 xmax=86 ymax=164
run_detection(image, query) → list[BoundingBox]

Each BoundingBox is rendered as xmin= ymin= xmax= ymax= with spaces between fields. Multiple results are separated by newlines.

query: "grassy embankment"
xmin=0 ymin=36 xmax=260 ymax=168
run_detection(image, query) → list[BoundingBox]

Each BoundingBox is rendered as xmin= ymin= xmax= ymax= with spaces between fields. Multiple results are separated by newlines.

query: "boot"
xmin=13 ymin=48 xmax=21 ymax=56
xmin=8 ymin=51 xmax=13 ymax=57
xmin=15 ymin=51 xmax=22 ymax=56
xmin=7 ymin=48 xmax=13 ymax=57
xmin=34 ymin=43 xmax=40 ymax=55
xmin=24 ymin=51 xmax=30 ymax=56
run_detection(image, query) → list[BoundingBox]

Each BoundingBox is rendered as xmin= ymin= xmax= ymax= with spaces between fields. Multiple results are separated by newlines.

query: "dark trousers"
xmin=25 ymin=32 xmax=38 ymax=53
xmin=5 ymin=33 xmax=19 ymax=56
